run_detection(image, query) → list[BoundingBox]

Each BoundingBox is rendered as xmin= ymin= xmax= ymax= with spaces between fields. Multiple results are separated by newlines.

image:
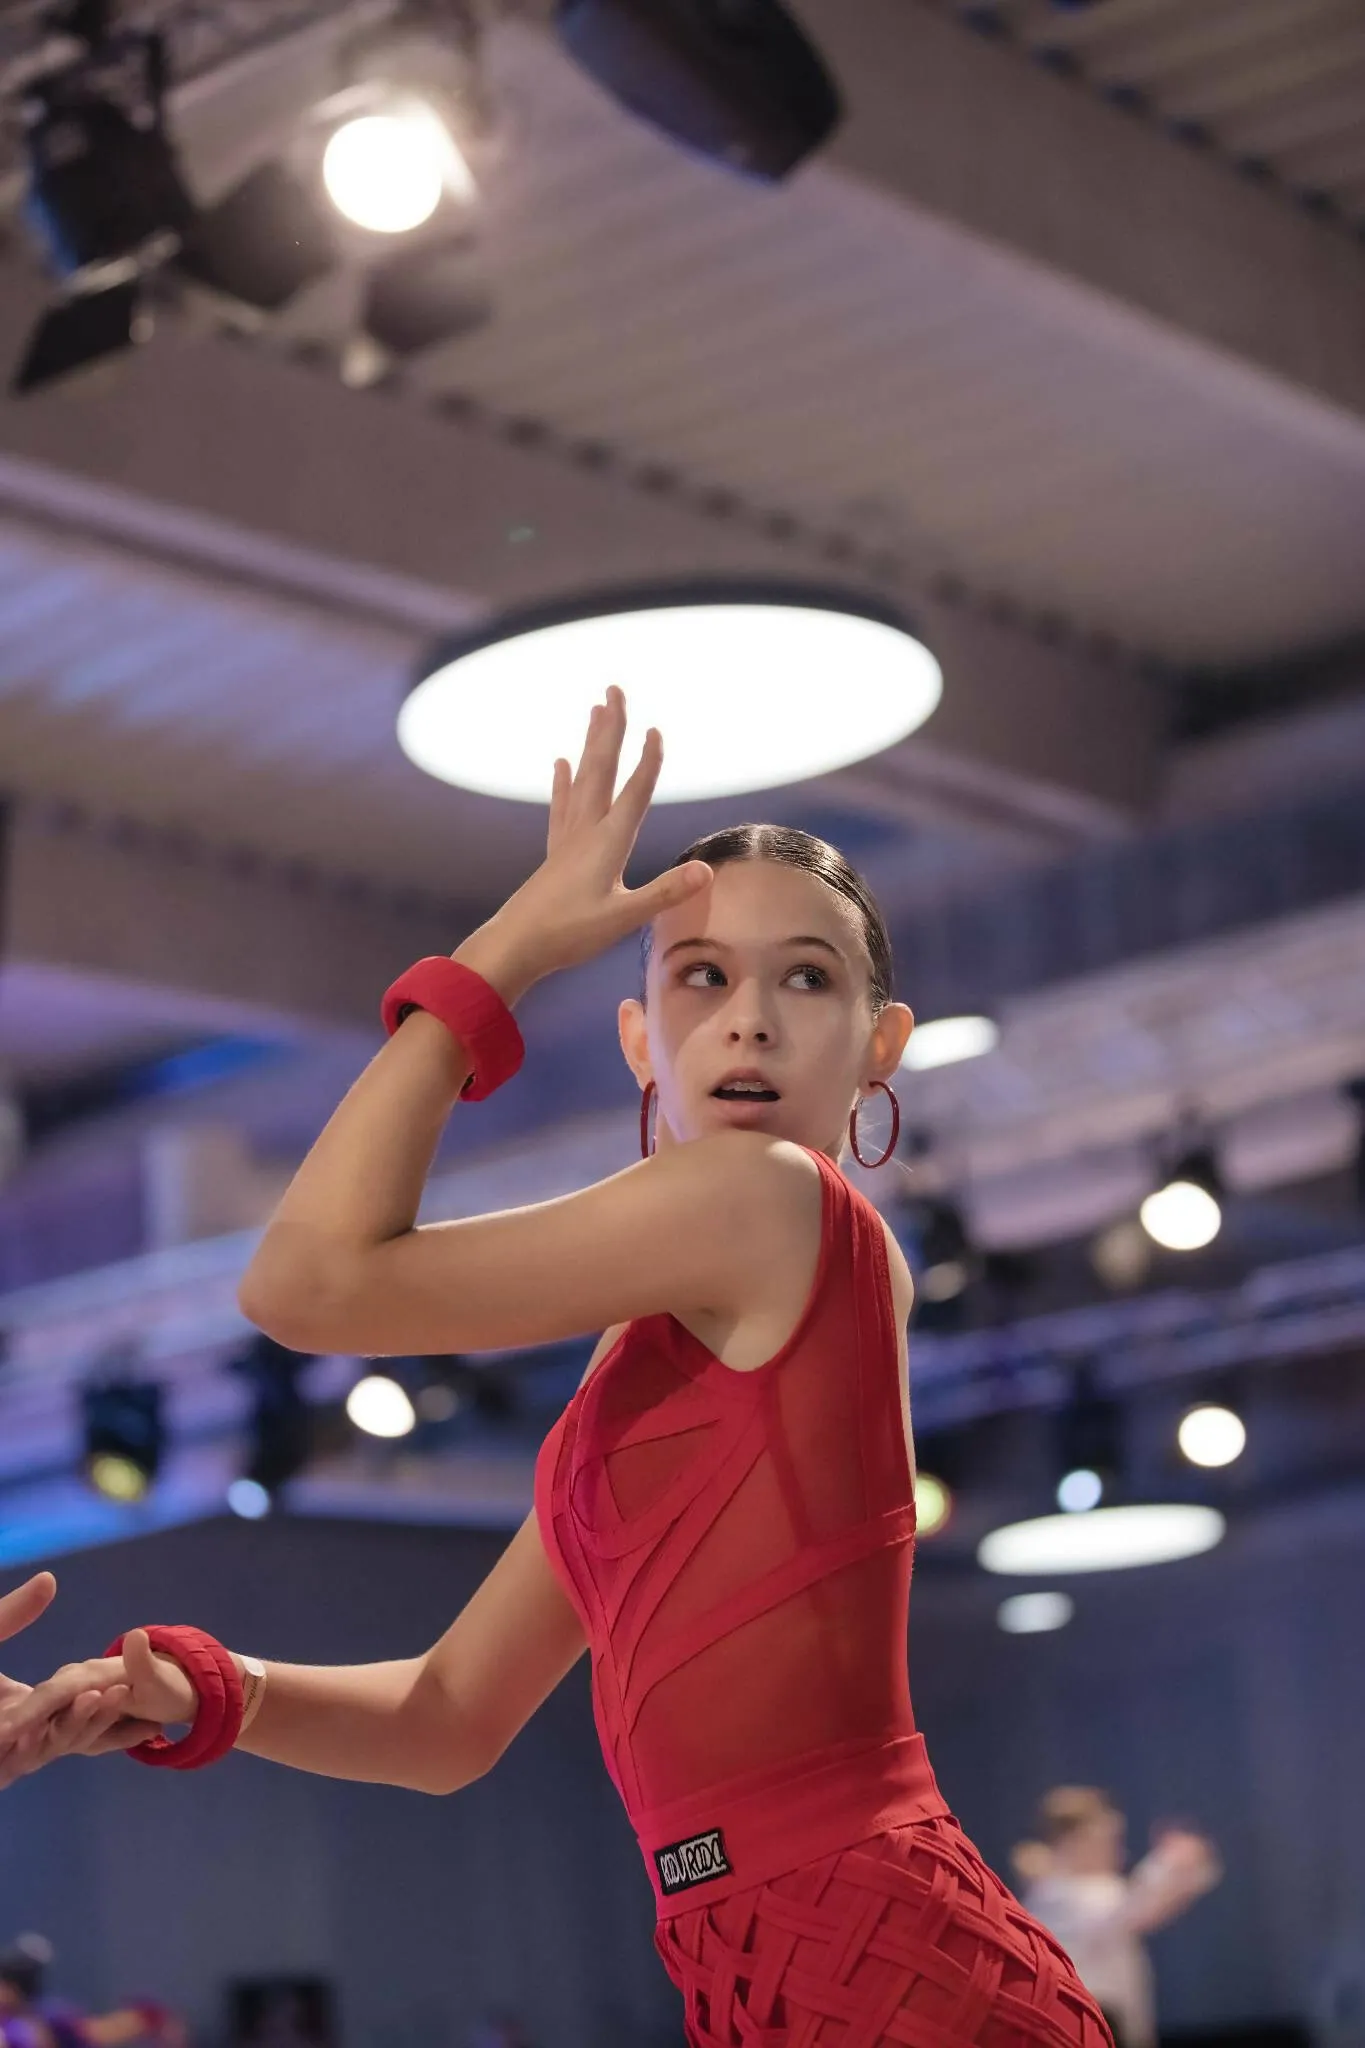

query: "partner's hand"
xmin=0 ymin=1569 xmax=58 ymax=1741
xmin=0 ymin=1626 xmax=195 ymax=1791
xmin=456 ymin=687 xmax=711 ymax=996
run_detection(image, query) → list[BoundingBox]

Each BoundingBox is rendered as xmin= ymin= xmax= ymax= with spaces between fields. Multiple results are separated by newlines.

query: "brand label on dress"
xmin=654 ymin=1827 xmax=732 ymax=1895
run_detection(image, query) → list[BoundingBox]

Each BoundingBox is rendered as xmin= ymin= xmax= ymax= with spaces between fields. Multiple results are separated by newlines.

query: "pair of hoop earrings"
xmin=638 ymin=1078 xmax=901 ymax=1169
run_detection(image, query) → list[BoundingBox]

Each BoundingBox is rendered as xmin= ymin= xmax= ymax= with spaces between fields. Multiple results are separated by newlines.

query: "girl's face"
xmin=620 ymin=859 xmax=913 ymax=1161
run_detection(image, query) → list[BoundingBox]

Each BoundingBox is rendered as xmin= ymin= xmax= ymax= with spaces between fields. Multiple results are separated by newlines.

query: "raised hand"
xmin=0 ymin=1610 xmax=193 ymax=1792
xmin=459 ymin=687 xmax=712 ymax=994
xmin=0 ymin=1571 xmax=56 ymax=1722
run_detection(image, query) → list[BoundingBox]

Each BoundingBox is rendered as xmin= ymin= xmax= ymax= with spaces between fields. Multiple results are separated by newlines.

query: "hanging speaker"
xmin=554 ymin=0 xmax=841 ymax=181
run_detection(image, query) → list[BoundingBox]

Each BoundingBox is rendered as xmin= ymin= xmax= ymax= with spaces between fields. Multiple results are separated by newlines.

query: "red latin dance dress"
xmin=535 ymin=1146 xmax=1113 ymax=2047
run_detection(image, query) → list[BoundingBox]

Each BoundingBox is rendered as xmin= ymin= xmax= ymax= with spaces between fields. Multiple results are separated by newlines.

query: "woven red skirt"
xmin=653 ymin=1814 xmax=1114 ymax=2048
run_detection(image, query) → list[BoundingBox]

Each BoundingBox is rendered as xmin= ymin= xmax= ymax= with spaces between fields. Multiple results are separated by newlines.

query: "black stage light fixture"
xmin=554 ymin=0 xmax=841 ymax=181
xmin=11 ymin=279 xmax=145 ymax=393
xmin=175 ymin=160 xmax=337 ymax=314
xmin=359 ymin=233 xmax=491 ymax=359
xmin=229 ymin=1333 xmax=315 ymax=1500
xmin=12 ymin=16 xmax=338 ymax=391
xmin=81 ymin=1375 xmax=165 ymax=1503
xmin=1054 ymin=1366 xmax=1124 ymax=1512
xmin=13 ymin=20 xmax=190 ymax=392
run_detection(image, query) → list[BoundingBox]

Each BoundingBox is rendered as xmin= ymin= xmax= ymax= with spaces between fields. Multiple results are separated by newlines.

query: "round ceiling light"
xmin=400 ymin=585 xmax=943 ymax=803
xmin=1178 ymin=1404 xmax=1246 ymax=1468
xmin=901 ymin=1015 xmax=999 ymax=1072
xmin=323 ymin=105 xmax=472 ymax=233
xmin=977 ymin=1503 xmax=1225 ymax=1575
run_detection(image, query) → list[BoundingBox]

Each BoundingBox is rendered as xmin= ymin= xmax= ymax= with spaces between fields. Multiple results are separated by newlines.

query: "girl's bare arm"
xmin=0 ymin=1513 xmax=585 ymax=1796
xmin=232 ymin=1511 xmax=586 ymax=1793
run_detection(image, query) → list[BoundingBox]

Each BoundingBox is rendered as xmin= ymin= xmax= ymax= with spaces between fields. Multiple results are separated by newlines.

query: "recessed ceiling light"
xmin=901 ymin=1015 xmax=999 ymax=1071
xmin=400 ymin=584 xmax=943 ymax=803
xmin=977 ymin=1503 xmax=1225 ymax=1575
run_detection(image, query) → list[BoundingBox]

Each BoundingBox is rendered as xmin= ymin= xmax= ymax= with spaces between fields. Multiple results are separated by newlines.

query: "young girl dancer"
xmin=0 ymin=689 xmax=1111 ymax=2046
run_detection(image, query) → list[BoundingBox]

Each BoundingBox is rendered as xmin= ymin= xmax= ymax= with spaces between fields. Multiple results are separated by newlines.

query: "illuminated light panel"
xmin=978 ymin=1503 xmax=1225 ymax=1575
xmin=401 ymin=587 xmax=943 ymax=803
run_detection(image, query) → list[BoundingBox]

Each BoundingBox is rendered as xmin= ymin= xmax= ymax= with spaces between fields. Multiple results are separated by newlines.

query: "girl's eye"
xmin=679 ymin=963 xmax=830 ymax=991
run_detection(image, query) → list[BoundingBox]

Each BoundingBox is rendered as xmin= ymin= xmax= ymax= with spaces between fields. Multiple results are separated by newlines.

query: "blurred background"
xmin=0 ymin=0 xmax=1364 ymax=2043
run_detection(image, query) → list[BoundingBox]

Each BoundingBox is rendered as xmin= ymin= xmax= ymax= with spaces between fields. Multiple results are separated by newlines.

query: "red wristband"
xmin=380 ymin=957 xmax=525 ymax=1102
xmin=104 ymin=1625 xmax=243 ymax=1771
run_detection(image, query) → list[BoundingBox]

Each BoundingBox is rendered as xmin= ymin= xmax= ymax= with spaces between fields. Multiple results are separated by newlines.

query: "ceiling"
xmin=0 ymin=0 xmax=1362 ymax=1336
xmin=933 ymin=0 xmax=1365 ymax=235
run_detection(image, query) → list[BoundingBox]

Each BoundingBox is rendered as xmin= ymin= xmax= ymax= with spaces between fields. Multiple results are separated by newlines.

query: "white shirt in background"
xmin=1024 ymin=1839 xmax=1221 ymax=2048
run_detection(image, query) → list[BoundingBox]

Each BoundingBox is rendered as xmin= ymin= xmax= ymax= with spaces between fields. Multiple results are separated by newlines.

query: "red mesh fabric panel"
xmin=655 ymin=1818 xmax=1114 ymax=2048
xmin=534 ymin=1148 xmax=1111 ymax=2042
xmin=537 ymin=1150 xmax=917 ymax=1814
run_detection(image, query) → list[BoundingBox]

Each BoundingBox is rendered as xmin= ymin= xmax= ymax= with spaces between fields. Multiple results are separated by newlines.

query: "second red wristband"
xmin=104 ymin=1625 xmax=244 ymax=1771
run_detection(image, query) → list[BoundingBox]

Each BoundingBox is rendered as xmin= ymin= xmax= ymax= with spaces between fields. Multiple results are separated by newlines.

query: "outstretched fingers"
xmin=0 ymin=1570 xmax=56 ymax=1646
xmin=567 ymin=688 xmax=628 ymax=827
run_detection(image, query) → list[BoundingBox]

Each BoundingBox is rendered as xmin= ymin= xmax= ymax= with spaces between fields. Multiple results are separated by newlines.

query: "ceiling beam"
xmin=0 ymin=258 xmax=1165 ymax=834
xmin=806 ymin=0 xmax=1365 ymax=450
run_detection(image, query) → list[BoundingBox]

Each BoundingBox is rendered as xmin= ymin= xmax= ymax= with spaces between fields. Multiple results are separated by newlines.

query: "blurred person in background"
xmin=1013 ymin=1787 xmax=1223 ymax=2048
xmin=0 ymin=1934 xmax=187 ymax=2048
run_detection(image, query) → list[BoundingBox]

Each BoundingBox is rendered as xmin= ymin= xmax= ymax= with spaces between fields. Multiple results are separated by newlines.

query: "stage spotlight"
xmin=322 ymin=103 xmax=472 ymax=233
xmin=914 ymin=1471 xmax=953 ymax=1538
xmin=175 ymin=160 xmax=336 ymax=313
xmin=229 ymin=1333 xmax=314 ymax=1499
xmin=356 ymin=234 xmax=491 ymax=364
xmin=1140 ymin=1145 xmax=1223 ymax=1252
xmin=912 ymin=1198 xmax=972 ymax=1305
xmin=1055 ymin=1372 xmax=1122 ymax=1511
xmin=12 ymin=282 xmax=151 ymax=394
xmin=1178 ymin=1404 xmax=1246 ymax=1469
xmin=12 ymin=20 xmax=191 ymax=392
xmin=12 ymin=14 xmax=337 ymax=390
xmin=347 ymin=1372 xmax=417 ymax=1439
xmin=555 ymin=0 xmax=841 ymax=181
xmin=81 ymin=1377 xmax=164 ymax=1503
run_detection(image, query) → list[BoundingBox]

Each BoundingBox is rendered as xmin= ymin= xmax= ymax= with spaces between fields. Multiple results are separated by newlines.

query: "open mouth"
xmin=712 ymin=1085 xmax=781 ymax=1103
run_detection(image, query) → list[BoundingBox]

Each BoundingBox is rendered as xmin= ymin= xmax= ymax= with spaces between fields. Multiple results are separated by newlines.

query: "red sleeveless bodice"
xmin=534 ymin=1144 xmax=951 ymax=1918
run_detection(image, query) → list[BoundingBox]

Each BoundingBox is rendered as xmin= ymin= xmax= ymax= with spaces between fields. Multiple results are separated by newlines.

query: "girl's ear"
xmin=618 ymin=998 xmax=653 ymax=1089
xmin=873 ymin=1001 xmax=915 ymax=1078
